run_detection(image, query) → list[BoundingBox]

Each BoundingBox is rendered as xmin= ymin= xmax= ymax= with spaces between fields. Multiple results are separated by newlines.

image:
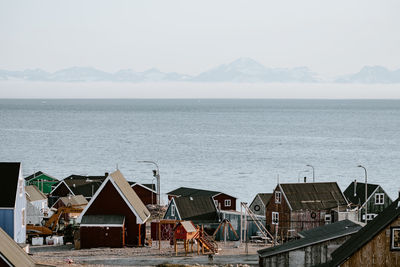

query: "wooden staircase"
xmin=194 ymin=228 xmax=218 ymax=254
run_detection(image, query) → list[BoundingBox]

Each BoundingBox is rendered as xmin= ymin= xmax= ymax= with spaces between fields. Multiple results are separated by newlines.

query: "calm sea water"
xmin=1 ymin=99 xmax=400 ymax=203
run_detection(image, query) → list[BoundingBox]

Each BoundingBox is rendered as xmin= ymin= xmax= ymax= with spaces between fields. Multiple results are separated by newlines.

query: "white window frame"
xmin=363 ymin=213 xmax=377 ymax=221
xmin=272 ymin=212 xmax=279 ymax=225
xmin=275 ymin=191 xmax=281 ymax=204
xmin=375 ymin=193 xmax=384 ymax=205
xmin=171 ymin=204 xmax=175 ymax=217
xmin=224 ymin=199 xmax=231 ymax=207
xmin=391 ymin=227 xmax=400 ymax=251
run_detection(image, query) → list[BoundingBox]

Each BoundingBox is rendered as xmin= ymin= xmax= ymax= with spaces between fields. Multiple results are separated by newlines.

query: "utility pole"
xmin=357 ymin=165 xmax=368 ymax=223
xmin=138 ymin=161 xmax=160 ymax=205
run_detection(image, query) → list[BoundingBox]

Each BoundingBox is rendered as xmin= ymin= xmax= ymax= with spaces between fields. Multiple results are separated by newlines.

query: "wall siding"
xmin=0 ymin=209 xmax=14 ymax=238
xmin=341 ymin=216 xmax=400 ymax=267
xmin=214 ymin=194 xmax=236 ymax=211
xmin=132 ymin=185 xmax=156 ymax=206
xmin=265 ymin=185 xmax=291 ymax=238
xmin=249 ymin=195 xmax=265 ymax=216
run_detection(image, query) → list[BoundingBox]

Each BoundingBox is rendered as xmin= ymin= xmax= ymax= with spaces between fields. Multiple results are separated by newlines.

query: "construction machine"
xmin=27 ymin=205 xmax=83 ymax=238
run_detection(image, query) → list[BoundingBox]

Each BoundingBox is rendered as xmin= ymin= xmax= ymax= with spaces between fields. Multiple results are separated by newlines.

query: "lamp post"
xmin=306 ymin=164 xmax=315 ymax=182
xmin=138 ymin=161 xmax=160 ymax=205
xmin=298 ymin=170 xmax=310 ymax=183
xmin=357 ymin=165 xmax=368 ymax=223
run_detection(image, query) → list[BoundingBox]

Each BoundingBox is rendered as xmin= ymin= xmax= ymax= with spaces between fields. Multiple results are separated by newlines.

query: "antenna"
xmin=277 ymin=174 xmax=279 ymax=184
xmin=116 ymin=163 xmax=119 ymax=170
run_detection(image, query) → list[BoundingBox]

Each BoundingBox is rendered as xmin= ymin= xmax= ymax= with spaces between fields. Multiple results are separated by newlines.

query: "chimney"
xmin=354 ymin=180 xmax=357 ymax=197
xmin=105 ymin=172 xmax=109 ymax=177
xmin=304 ymin=176 xmax=307 ymax=183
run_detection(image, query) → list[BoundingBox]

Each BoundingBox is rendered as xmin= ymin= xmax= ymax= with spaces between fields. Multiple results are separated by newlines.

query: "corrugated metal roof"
xmin=343 ymin=181 xmax=379 ymax=206
xmin=0 ymin=227 xmax=37 ymax=267
xmin=329 ymin=198 xmax=400 ymax=266
xmin=26 ymin=185 xmax=47 ymax=202
xmin=58 ymin=195 xmax=88 ymax=206
xmin=0 ymin=162 xmax=21 ymax=208
xmin=81 ymin=215 xmax=125 ymax=225
xmin=280 ymin=182 xmax=347 ymax=211
xmin=110 ymin=170 xmax=150 ymax=223
xmin=258 ymin=193 xmax=273 ymax=205
xmin=258 ymin=220 xmax=362 ymax=258
xmin=174 ymin=195 xmax=219 ymax=223
xmin=179 ymin=221 xmax=197 ymax=233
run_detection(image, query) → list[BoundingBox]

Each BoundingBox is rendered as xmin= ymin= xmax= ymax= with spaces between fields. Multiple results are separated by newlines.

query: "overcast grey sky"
xmin=1 ymin=0 xmax=399 ymax=76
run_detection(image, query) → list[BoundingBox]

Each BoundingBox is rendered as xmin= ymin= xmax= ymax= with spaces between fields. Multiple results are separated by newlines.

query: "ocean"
xmin=1 ymin=99 xmax=399 ymax=204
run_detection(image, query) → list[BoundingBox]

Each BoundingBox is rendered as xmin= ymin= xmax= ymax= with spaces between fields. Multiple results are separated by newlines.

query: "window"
xmin=275 ymin=191 xmax=281 ymax=204
xmin=391 ymin=227 xmax=400 ymax=250
xmin=375 ymin=193 xmax=384 ymax=205
xmin=363 ymin=213 xmax=377 ymax=221
xmin=325 ymin=214 xmax=331 ymax=224
xmin=272 ymin=212 xmax=279 ymax=224
xmin=224 ymin=199 xmax=231 ymax=207
xmin=171 ymin=204 xmax=175 ymax=217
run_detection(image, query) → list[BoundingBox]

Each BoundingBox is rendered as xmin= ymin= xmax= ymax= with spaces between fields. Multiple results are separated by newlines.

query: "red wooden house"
xmin=77 ymin=170 xmax=150 ymax=248
xmin=130 ymin=182 xmax=157 ymax=205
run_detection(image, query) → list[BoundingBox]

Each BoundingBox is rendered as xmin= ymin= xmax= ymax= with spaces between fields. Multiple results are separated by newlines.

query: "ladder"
xmin=241 ymin=202 xmax=275 ymax=242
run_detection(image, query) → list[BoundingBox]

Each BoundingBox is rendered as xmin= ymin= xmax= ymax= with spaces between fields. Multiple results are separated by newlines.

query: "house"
xmin=249 ymin=193 xmax=272 ymax=216
xmin=164 ymin=195 xmax=220 ymax=224
xmin=77 ymin=170 xmax=150 ymax=248
xmin=0 ymin=227 xmax=38 ymax=267
xmin=265 ymin=182 xmax=348 ymax=239
xmin=0 ymin=162 xmax=26 ymax=243
xmin=51 ymin=195 xmax=88 ymax=222
xmin=26 ymin=185 xmax=48 ymax=225
xmin=343 ymin=180 xmax=393 ymax=222
xmin=328 ymin=197 xmax=400 ymax=266
xmin=24 ymin=171 xmax=59 ymax=194
xmin=258 ymin=220 xmax=362 ymax=267
xmin=130 ymin=182 xmax=157 ymax=205
xmin=167 ymin=187 xmax=237 ymax=211
xmin=49 ymin=173 xmax=107 ymax=205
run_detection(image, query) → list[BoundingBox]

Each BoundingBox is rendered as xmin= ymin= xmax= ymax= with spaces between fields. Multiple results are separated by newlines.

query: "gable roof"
xmin=24 ymin=171 xmax=58 ymax=182
xmin=167 ymin=186 xmax=236 ymax=199
xmin=0 ymin=162 xmax=21 ymax=208
xmin=173 ymin=195 xmax=219 ymax=223
xmin=258 ymin=193 xmax=273 ymax=205
xmin=78 ymin=170 xmax=150 ymax=224
xmin=279 ymin=182 xmax=347 ymax=211
xmin=258 ymin=220 xmax=362 ymax=258
xmin=56 ymin=195 xmax=88 ymax=207
xmin=25 ymin=185 xmax=47 ymax=202
xmin=131 ymin=182 xmax=156 ymax=193
xmin=329 ymin=198 xmax=400 ymax=266
xmin=177 ymin=221 xmax=197 ymax=233
xmin=0 ymin=227 xmax=37 ymax=267
xmin=343 ymin=181 xmax=380 ymax=206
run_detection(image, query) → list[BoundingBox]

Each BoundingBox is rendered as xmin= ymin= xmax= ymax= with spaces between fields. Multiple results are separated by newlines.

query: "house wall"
xmin=265 ymin=185 xmax=291 ymax=238
xmin=163 ymin=199 xmax=181 ymax=221
xmin=341 ymin=216 xmax=400 ymax=267
xmin=260 ymin=235 xmax=353 ymax=267
xmin=26 ymin=175 xmax=58 ymax=194
xmin=51 ymin=183 xmax=71 ymax=197
xmin=360 ymin=187 xmax=393 ymax=221
xmin=249 ymin=195 xmax=266 ymax=216
xmin=219 ymin=211 xmax=267 ymax=241
xmin=290 ymin=210 xmax=326 ymax=236
xmin=26 ymin=201 xmax=46 ymax=225
xmin=213 ymin=194 xmax=236 ymax=211
xmin=132 ymin=185 xmax=156 ymax=206
xmin=0 ymin=209 xmax=14 ymax=238
xmin=80 ymin=226 xmax=124 ymax=248
xmin=14 ymin=167 xmax=26 ymax=243
xmin=83 ymin=180 xmax=144 ymax=246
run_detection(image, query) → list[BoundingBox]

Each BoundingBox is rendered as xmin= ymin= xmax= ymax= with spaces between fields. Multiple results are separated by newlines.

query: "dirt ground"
xmin=31 ymin=241 xmax=270 ymax=267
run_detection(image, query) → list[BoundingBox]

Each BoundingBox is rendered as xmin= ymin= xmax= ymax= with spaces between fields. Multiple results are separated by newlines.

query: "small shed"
xmin=80 ymin=215 xmax=125 ymax=248
xmin=0 ymin=162 xmax=26 ymax=243
xmin=0 ymin=227 xmax=38 ymax=267
xmin=174 ymin=221 xmax=198 ymax=240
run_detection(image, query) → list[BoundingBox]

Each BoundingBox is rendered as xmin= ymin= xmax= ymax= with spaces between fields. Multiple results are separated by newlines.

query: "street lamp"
xmin=298 ymin=170 xmax=310 ymax=183
xmin=138 ymin=161 xmax=160 ymax=205
xmin=306 ymin=164 xmax=315 ymax=182
xmin=357 ymin=165 xmax=368 ymax=223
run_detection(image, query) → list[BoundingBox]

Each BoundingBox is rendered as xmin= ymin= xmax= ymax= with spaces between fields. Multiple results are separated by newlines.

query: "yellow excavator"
xmin=27 ymin=205 xmax=83 ymax=236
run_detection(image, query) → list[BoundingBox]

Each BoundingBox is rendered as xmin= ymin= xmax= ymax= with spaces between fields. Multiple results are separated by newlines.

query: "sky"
xmin=0 ymin=0 xmax=399 ymax=77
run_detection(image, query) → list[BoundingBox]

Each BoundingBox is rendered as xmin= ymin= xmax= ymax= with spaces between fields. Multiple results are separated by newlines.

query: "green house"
xmin=25 ymin=171 xmax=59 ymax=194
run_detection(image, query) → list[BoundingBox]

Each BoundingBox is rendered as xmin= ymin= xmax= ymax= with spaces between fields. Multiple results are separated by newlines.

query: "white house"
xmin=0 ymin=162 xmax=26 ymax=243
xmin=26 ymin=185 xmax=48 ymax=225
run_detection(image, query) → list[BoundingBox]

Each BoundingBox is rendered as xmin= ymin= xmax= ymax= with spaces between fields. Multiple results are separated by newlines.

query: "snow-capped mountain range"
xmin=0 ymin=58 xmax=399 ymax=83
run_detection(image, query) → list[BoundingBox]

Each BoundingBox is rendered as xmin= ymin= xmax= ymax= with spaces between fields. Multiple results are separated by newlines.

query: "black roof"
xmin=24 ymin=171 xmax=58 ymax=181
xmin=329 ymin=198 xmax=400 ymax=266
xmin=258 ymin=193 xmax=273 ymax=205
xmin=81 ymin=214 xmax=125 ymax=225
xmin=173 ymin=195 xmax=220 ymax=223
xmin=279 ymin=182 xmax=347 ymax=211
xmin=63 ymin=174 xmax=106 ymax=197
xmin=343 ymin=181 xmax=379 ymax=206
xmin=167 ymin=187 xmax=235 ymax=198
xmin=0 ymin=162 xmax=21 ymax=207
xmin=258 ymin=220 xmax=362 ymax=258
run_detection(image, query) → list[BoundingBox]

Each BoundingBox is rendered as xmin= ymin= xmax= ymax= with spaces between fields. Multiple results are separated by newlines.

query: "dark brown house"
xmin=77 ymin=170 xmax=150 ymax=248
xmin=167 ymin=187 xmax=237 ymax=211
xmin=328 ymin=197 xmax=400 ymax=266
xmin=265 ymin=182 xmax=348 ymax=239
xmin=130 ymin=183 xmax=157 ymax=205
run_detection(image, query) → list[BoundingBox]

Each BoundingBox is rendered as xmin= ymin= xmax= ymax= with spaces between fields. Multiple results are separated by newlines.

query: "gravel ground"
xmin=31 ymin=241 xmax=269 ymax=267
